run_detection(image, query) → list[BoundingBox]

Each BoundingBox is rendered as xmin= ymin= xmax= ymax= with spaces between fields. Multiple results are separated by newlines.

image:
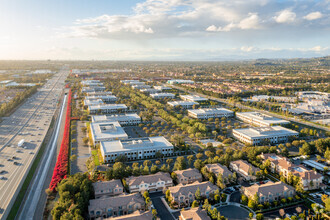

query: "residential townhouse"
xmin=111 ymin=210 xmax=153 ymax=220
xmin=205 ymin=163 xmax=233 ymax=179
xmin=179 ymin=207 xmax=211 ymax=220
xmin=174 ymin=168 xmax=203 ymax=185
xmin=260 ymin=153 xmax=323 ymax=190
xmin=88 ymin=193 xmax=145 ymax=219
xmin=168 ymin=181 xmax=218 ymax=207
xmin=242 ymin=181 xmax=296 ymax=203
xmin=93 ymin=179 xmax=124 ymax=199
xmin=229 ymin=160 xmax=260 ymax=181
xmin=126 ymin=172 xmax=173 ymax=193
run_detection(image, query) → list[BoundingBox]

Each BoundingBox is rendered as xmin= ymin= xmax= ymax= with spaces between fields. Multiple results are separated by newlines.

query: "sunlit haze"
xmin=0 ymin=0 xmax=329 ymax=60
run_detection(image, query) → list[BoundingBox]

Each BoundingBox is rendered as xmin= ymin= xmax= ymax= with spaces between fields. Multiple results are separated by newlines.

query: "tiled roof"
xmin=93 ymin=179 xmax=123 ymax=192
xmin=169 ymin=181 xmax=218 ymax=198
xmin=109 ymin=210 xmax=152 ymax=220
xmin=205 ymin=163 xmax=233 ymax=178
xmin=174 ymin=168 xmax=202 ymax=179
xmin=126 ymin=172 xmax=172 ymax=186
xmin=244 ymin=181 xmax=295 ymax=197
xmin=180 ymin=207 xmax=211 ymax=220
xmin=89 ymin=193 xmax=144 ymax=210
xmin=230 ymin=160 xmax=259 ymax=174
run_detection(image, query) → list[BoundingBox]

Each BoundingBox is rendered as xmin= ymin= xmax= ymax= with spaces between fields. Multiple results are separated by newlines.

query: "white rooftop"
xmin=91 ymin=121 xmax=128 ymax=142
xmin=167 ymin=101 xmax=199 ymax=106
xmin=89 ymin=104 xmax=127 ymax=111
xmin=150 ymin=93 xmax=175 ymax=98
xmin=180 ymin=95 xmax=208 ymax=102
xmin=188 ymin=108 xmax=233 ymax=114
xmin=85 ymin=95 xmax=117 ymax=101
xmin=101 ymin=136 xmax=173 ymax=153
xmin=84 ymin=99 xmax=104 ymax=106
xmin=233 ymin=126 xmax=298 ymax=138
xmin=154 ymin=86 xmax=171 ymax=90
xmin=237 ymin=112 xmax=289 ymax=125
xmin=91 ymin=113 xmax=141 ymax=123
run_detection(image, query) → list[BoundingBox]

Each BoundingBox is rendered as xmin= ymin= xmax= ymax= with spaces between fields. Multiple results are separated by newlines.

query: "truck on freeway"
xmin=18 ymin=139 xmax=25 ymax=147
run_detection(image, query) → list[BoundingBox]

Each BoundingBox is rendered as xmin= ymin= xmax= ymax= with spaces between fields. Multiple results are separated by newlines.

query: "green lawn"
xmin=91 ymin=150 xmax=100 ymax=166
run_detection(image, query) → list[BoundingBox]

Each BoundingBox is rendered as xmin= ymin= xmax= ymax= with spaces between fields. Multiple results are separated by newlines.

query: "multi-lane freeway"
xmin=0 ymin=69 xmax=69 ymax=219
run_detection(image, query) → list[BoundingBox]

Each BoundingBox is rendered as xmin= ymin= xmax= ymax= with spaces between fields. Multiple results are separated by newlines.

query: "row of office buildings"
xmin=83 ymin=80 xmax=176 ymax=163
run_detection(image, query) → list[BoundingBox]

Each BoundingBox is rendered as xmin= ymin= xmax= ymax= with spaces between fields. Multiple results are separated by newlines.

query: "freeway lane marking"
xmin=20 ymin=94 xmax=67 ymax=220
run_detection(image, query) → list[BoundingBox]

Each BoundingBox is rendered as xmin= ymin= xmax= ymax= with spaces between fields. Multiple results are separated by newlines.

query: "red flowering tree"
xmin=49 ymin=89 xmax=72 ymax=192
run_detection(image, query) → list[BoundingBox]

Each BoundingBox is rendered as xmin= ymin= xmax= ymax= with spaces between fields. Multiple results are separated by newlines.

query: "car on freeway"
xmin=13 ymin=161 xmax=19 ymax=165
xmin=0 ymin=176 xmax=5 ymax=180
xmin=29 ymin=152 xmax=34 ymax=154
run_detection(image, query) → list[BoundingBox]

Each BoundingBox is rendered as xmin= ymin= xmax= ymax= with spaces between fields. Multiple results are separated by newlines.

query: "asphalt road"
xmin=18 ymin=93 xmax=67 ymax=220
xmin=168 ymin=84 xmax=330 ymax=132
xmin=0 ymin=69 xmax=69 ymax=219
xmin=217 ymin=205 xmax=249 ymax=220
xmin=150 ymin=192 xmax=176 ymax=220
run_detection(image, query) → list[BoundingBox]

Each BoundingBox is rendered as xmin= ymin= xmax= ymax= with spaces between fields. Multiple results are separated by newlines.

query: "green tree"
xmin=191 ymin=200 xmax=199 ymax=208
xmin=256 ymin=213 xmax=264 ymax=220
xmin=195 ymin=187 xmax=201 ymax=201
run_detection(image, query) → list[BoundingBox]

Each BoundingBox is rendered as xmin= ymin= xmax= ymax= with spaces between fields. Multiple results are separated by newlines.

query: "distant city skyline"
xmin=0 ymin=0 xmax=329 ymax=60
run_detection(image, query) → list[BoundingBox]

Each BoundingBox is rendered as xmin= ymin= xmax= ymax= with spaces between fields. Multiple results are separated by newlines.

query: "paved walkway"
xmin=71 ymin=121 xmax=90 ymax=174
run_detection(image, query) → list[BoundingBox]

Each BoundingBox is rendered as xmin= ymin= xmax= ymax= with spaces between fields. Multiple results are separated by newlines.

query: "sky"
xmin=0 ymin=0 xmax=329 ymax=60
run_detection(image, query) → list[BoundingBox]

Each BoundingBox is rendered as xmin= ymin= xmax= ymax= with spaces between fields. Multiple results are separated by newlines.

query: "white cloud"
xmin=206 ymin=25 xmax=218 ymax=32
xmin=241 ymin=46 xmax=255 ymax=52
xmin=274 ymin=9 xmax=296 ymax=23
xmin=238 ymin=13 xmax=260 ymax=30
xmin=304 ymin=11 xmax=323 ymax=20
xmin=206 ymin=13 xmax=261 ymax=32
xmin=63 ymin=0 xmax=327 ymax=41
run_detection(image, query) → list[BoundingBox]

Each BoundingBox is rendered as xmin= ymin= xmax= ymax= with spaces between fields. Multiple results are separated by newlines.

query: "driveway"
xmin=150 ymin=192 xmax=175 ymax=220
xmin=230 ymin=191 xmax=241 ymax=203
xmin=217 ymin=205 xmax=249 ymax=220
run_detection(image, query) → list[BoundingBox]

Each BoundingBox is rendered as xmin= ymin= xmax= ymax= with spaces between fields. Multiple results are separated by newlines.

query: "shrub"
xmin=49 ymin=89 xmax=72 ymax=192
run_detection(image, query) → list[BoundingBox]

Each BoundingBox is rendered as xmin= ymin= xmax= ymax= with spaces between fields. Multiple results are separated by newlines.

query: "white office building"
xmin=84 ymin=99 xmax=104 ymax=107
xmin=154 ymin=86 xmax=172 ymax=91
xmin=167 ymin=101 xmax=199 ymax=109
xmin=188 ymin=108 xmax=234 ymax=119
xmin=81 ymin=80 xmax=103 ymax=87
xmin=86 ymin=91 xmax=112 ymax=96
xmin=91 ymin=113 xmax=141 ymax=125
xmin=140 ymin=88 xmax=161 ymax=94
xmin=85 ymin=95 xmax=117 ymax=102
xmin=150 ymin=93 xmax=175 ymax=99
xmin=89 ymin=104 xmax=127 ymax=114
xmin=90 ymin=121 xmax=128 ymax=145
xmin=121 ymin=80 xmax=142 ymax=85
xmin=167 ymin=79 xmax=194 ymax=85
xmin=82 ymin=86 xmax=106 ymax=93
xmin=100 ymin=137 xmax=174 ymax=163
xmin=131 ymin=84 xmax=151 ymax=89
xmin=180 ymin=95 xmax=208 ymax=102
xmin=233 ymin=126 xmax=299 ymax=145
xmin=236 ymin=112 xmax=290 ymax=127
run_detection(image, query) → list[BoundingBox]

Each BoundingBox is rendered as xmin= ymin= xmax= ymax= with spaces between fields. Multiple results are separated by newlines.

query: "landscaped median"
xmin=49 ymin=89 xmax=72 ymax=192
